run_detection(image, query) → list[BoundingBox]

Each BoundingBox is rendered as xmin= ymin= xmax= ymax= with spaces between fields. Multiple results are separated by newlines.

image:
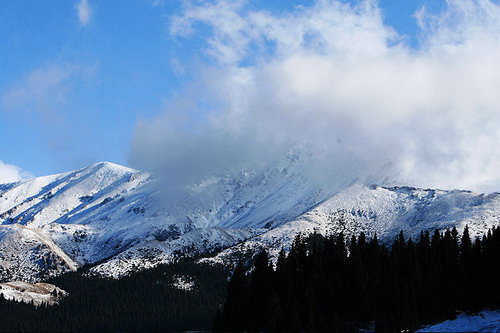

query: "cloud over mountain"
xmin=131 ymin=0 xmax=500 ymax=193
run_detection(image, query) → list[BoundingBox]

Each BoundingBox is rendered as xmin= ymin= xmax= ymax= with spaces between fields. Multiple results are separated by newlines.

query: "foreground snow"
xmin=418 ymin=310 xmax=500 ymax=332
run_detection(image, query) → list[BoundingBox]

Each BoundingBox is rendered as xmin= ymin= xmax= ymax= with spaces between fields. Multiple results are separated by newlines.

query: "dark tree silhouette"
xmin=218 ymin=225 xmax=500 ymax=332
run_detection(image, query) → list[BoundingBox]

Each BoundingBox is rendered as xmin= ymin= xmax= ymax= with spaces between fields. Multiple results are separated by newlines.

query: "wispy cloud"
xmin=1 ymin=63 xmax=98 ymax=169
xmin=1 ymin=64 xmax=95 ymax=120
xmin=76 ymin=0 xmax=92 ymax=27
xmin=0 ymin=160 xmax=32 ymax=183
xmin=150 ymin=0 xmax=166 ymax=7
xmin=133 ymin=0 xmax=500 ymax=193
xmin=3 ymin=65 xmax=72 ymax=117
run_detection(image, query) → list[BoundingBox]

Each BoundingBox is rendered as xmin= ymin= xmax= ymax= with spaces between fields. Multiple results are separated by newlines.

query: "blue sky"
xmin=0 ymin=0 xmax=429 ymax=177
xmin=1 ymin=0 xmax=179 ymax=176
xmin=1 ymin=0 xmax=500 ymax=192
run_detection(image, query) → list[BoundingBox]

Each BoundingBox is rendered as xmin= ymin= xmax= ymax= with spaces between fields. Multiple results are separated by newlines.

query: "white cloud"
xmin=132 ymin=0 xmax=500 ymax=193
xmin=0 ymin=161 xmax=31 ymax=184
xmin=76 ymin=0 xmax=92 ymax=27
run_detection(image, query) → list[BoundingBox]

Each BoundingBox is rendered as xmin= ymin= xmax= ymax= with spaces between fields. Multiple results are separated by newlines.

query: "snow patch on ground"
xmin=418 ymin=310 xmax=500 ymax=332
xmin=171 ymin=275 xmax=195 ymax=291
xmin=0 ymin=281 xmax=68 ymax=306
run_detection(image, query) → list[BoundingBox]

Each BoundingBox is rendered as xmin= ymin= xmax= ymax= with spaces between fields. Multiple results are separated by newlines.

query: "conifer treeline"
xmin=0 ymin=260 xmax=228 ymax=332
xmin=215 ymin=225 xmax=500 ymax=332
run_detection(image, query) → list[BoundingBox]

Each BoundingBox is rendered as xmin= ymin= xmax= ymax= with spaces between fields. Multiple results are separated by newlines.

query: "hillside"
xmin=0 ymin=159 xmax=499 ymax=280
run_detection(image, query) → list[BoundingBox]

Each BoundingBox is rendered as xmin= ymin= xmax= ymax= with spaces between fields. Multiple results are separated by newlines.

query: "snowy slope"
xmin=89 ymin=227 xmax=263 ymax=278
xmin=1 ymin=158 xmax=499 ymax=280
xmin=0 ymin=224 xmax=77 ymax=282
xmin=418 ymin=310 xmax=500 ymax=332
xmin=0 ymin=152 xmax=350 ymax=279
xmin=0 ymin=281 xmax=67 ymax=306
xmin=205 ymin=184 xmax=500 ymax=264
xmin=295 ymin=184 xmax=500 ymax=239
xmin=0 ymin=162 xmax=164 ymax=280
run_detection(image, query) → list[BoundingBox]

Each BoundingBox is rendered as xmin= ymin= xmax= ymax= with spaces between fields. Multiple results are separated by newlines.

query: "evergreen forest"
xmin=0 ymin=260 xmax=229 ymax=332
xmin=215 ymin=225 xmax=500 ymax=332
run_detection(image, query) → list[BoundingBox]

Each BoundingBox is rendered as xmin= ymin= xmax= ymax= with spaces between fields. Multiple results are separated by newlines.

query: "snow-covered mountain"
xmin=205 ymin=184 xmax=500 ymax=265
xmin=0 ymin=158 xmax=499 ymax=281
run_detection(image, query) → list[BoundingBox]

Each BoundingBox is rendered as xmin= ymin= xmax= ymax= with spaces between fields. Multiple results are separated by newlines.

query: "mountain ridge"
xmin=0 ymin=160 xmax=499 ymax=281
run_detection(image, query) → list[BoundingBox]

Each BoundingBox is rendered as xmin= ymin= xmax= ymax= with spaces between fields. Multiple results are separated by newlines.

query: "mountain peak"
xmin=86 ymin=161 xmax=141 ymax=174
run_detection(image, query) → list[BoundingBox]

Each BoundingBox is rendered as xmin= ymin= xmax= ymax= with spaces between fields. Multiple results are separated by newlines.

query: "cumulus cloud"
xmin=0 ymin=161 xmax=31 ymax=184
xmin=76 ymin=0 xmax=92 ymax=26
xmin=131 ymin=0 xmax=500 ymax=194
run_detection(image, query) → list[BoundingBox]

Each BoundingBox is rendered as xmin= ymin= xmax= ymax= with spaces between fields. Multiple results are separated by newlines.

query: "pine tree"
xmin=460 ymin=225 xmax=472 ymax=263
xmin=248 ymin=250 xmax=275 ymax=331
xmin=218 ymin=262 xmax=249 ymax=332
